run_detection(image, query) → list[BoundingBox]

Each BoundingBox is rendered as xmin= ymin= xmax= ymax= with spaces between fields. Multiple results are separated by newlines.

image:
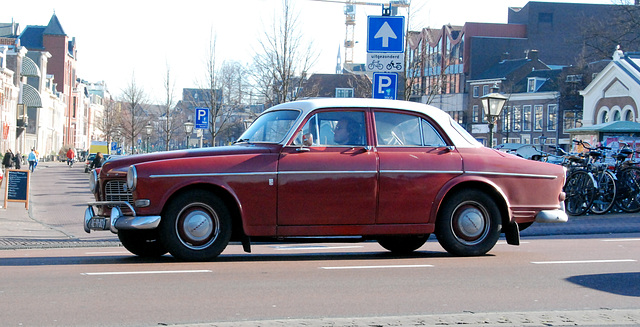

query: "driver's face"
xmin=333 ymin=121 xmax=349 ymax=144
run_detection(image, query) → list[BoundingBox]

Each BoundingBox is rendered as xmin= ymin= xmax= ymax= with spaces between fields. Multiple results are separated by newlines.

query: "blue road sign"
xmin=373 ymin=73 xmax=398 ymax=100
xmin=195 ymin=107 xmax=209 ymax=129
xmin=367 ymin=16 xmax=405 ymax=53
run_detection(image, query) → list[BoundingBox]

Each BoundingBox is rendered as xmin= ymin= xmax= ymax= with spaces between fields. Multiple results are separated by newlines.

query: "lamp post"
xmin=480 ymin=84 xmax=507 ymax=148
xmin=184 ymin=120 xmax=194 ymax=149
xmin=145 ymin=123 xmax=153 ymax=153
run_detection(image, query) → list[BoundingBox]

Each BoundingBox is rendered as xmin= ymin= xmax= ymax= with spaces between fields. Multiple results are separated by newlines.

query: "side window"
xmin=294 ymin=111 xmax=366 ymax=146
xmin=374 ymin=112 xmax=421 ymax=146
xmin=374 ymin=111 xmax=446 ymax=147
xmin=421 ymin=119 xmax=446 ymax=147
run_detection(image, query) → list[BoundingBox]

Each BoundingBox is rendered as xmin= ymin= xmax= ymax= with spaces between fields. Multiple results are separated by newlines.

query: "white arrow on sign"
xmin=374 ymin=22 xmax=397 ymax=48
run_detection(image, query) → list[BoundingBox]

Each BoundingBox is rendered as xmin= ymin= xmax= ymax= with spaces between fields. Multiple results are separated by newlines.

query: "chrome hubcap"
xmin=176 ymin=203 xmax=219 ymax=250
xmin=452 ymin=202 xmax=489 ymax=245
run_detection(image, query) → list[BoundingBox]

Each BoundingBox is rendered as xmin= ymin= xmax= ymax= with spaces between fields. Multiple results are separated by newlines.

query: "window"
xmin=534 ymin=105 xmax=543 ymax=131
xmin=473 ymin=86 xmax=479 ymax=98
xmin=523 ymin=105 xmax=532 ymax=131
xmin=528 ymin=78 xmax=536 ymax=93
xmin=295 ymin=111 xmax=366 ymax=146
xmin=502 ymin=106 xmax=511 ymax=132
xmin=547 ymin=104 xmax=557 ymax=131
xmin=538 ymin=12 xmax=553 ymax=23
xmin=483 ymin=85 xmax=489 ymax=96
xmin=472 ymin=105 xmax=479 ymax=123
xmin=374 ymin=112 xmax=445 ymax=147
xmin=335 ymin=88 xmax=354 ymax=98
xmin=513 ymin=106 xmax=522 ymax=132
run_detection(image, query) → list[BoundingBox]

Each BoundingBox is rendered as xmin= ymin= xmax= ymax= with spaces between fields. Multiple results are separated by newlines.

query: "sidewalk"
xmin=0 ymin=161 xmax=118 ymax=249
xmin=0 ymin=161 xmax=639 ymax=250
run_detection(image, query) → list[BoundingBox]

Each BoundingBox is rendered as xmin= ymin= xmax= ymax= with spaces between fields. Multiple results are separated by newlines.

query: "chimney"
xmin=527 ymin=49 xmax=539 ymax=61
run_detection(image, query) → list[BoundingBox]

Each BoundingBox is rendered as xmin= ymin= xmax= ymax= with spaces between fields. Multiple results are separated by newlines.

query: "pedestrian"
xmin=28 ymin=148 xmax=38 ymax=173
xmin=90 ymin=152 xmax=104 ymax=170
xmin=34 ymin=149 xmax=39 ymax=169
xmin=13 ymin=151 xmax=21 ymax=169
xmin=3 ymin=149 xmax=13 ymax=169
xmin=66 ymin=148 xmax=75 ymax=167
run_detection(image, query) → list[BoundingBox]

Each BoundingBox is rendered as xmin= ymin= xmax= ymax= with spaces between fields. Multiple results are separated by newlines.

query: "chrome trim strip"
xmin=150 ymin=172 xmax=275 ymax=178
xmin=278 ymin=171 xmax=377 ymax=175
xmin=150 ymin=170 xmax=555 ymax=179
xmin=380 ymin=170 xmax=463 ymax=174
xmin=467 ymin=171 xmax=558 ymax=179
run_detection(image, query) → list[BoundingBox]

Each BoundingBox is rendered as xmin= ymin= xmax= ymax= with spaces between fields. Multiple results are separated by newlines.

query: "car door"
xmin=277 ymin=109 xmax=378 ymax=227
xmin=374 ymin=110 xmax=463 ymax=224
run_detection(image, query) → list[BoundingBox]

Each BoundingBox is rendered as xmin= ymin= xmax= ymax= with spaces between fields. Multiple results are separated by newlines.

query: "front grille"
xmin=104 ymin=180 xmax=134 ymax=214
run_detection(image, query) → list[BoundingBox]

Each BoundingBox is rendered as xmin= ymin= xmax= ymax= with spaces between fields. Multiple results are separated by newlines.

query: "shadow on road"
xmin=567 ymin=272 xmax=640 ymax=297
xmin=0 ymin=248 xmax=464 ymax=267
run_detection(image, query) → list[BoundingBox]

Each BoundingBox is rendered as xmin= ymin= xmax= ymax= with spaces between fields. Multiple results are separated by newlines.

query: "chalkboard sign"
xmin=4 ymin=169 xmax=30 ymax=209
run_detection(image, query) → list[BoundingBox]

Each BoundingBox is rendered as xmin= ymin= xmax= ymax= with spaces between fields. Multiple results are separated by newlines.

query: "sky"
xmin=2 ymin=0 xmax=615 ymax=103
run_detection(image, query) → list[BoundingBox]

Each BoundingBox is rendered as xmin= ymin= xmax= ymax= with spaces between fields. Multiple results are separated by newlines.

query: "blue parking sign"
xmin=373 ymin=73 xmax=398 ymax=100
xmin=195 ymin=107 xmax=209 ymax=129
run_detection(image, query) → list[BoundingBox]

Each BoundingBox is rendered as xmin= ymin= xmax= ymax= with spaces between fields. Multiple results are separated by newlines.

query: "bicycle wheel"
xmin=616 ymin=166 xmax=640 ymax=213
xmin=564 ymin=170 xmax=595 ymax=216
xmin=590 ymin=170 xmax=617 ymax=214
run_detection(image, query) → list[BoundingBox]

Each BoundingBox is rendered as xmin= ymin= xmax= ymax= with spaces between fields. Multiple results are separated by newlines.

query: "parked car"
xmin=84 ymin=153 xmax=111 ymax=173
xmin=84 ymin=98 xmax=567 ymax=261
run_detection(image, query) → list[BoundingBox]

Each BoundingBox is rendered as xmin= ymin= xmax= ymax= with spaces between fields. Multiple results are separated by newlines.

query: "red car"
xmin=84 ymin=98 xmax=567 ymax=261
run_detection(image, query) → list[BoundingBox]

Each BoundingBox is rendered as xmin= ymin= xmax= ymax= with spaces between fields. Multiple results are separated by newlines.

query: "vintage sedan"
xmin=84 ymin=98 xmax=567 ymax=261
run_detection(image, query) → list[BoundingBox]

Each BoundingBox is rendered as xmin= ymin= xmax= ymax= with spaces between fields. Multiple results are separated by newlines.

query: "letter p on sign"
xmin=373 ymin=73 xmax=397 ymax=100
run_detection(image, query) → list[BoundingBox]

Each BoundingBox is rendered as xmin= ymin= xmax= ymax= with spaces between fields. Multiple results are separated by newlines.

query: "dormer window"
xmin=527 ymin=77 xmax=546 ymax=93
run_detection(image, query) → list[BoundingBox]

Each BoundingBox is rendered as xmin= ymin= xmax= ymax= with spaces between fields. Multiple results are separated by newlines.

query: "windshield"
xmin=238 ymin=110 xmax=300 ymax=143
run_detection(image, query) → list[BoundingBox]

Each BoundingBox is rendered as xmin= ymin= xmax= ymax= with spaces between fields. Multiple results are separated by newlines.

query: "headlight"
xmin=88 ymin=169 xmax=98 ymax=193
xmin=127 ymin=165 xmax=137 ymax=191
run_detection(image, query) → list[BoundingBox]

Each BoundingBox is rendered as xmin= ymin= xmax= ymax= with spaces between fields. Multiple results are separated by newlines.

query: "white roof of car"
xmin=267 ymin=98 xmax=482 ymax=148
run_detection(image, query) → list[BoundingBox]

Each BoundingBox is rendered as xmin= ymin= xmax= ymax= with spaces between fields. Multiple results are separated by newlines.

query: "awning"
xmin=21 ymin=56 xmax=41 ymax=77
xmin=22 ymin=83 xmax=42 ymax=107
xmin=566 ymin=121 xmax=640 ymax=133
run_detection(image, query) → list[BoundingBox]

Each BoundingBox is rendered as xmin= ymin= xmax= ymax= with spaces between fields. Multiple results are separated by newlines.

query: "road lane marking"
xmin=601 ymin=238 xmax=640 ymax=242
xmin=320 ymin=264 xmax=433 ymax=270
xmin=531 ymin=259 xmax=637 ymax=265
xmin=274 ymin=245 xmax=365 ymax=251
xmin=84 ymin=251 xmax=131 ymax=255
xmin=82 ymin=270 xmax=212 ymax=276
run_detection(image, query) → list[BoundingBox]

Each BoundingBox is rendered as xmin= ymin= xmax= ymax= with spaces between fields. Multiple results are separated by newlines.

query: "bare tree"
xmin=252 ymin=0 xmax=317 ymax=107
xmin=159 ymin=63 xmax=180 ymax=151
xmin=119 ymin=73 xmax=148 ymax=154
xmin=579 ymin=1 xmax=640 ymax=61
xmin=96 ymin=96 xmax=118 ymax=148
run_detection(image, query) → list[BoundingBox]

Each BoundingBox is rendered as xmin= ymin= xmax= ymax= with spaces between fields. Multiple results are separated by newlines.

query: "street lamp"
xmin=184 ymin=120 xmax=194 ymax=149
xmin=145 ymin=123 xmax=153 ymax=153
xmin=480 ymin=84 xmax=507 ymax=148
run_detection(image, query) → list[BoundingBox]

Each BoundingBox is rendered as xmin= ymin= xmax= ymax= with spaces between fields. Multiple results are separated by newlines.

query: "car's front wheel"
xmin=118 ymin=229 xmax=168 ymax=257
xmin=160 ymin=190 xmax=232 ymax=261
xmin=435 ymin=189 xmax=501 ymax=256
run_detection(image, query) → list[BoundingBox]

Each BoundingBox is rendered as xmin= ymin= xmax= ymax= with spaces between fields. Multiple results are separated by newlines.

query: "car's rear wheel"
xmin=160 ymin=190 xmax=231 ymax=261
xmin=377 ymin=234 xmax=429 ymax=254
xmin=118 ymin=229 xmax=168 ymax=257
xmin=435 ymin=189 xmax=501 ymax=256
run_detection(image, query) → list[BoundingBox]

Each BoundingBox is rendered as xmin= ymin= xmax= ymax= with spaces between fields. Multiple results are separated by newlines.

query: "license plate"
xmin=88 ymin=217 xmax=108 ymax=230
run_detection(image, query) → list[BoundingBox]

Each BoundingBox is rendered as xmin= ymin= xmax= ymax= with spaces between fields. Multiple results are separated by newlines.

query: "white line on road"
xmin=84 ymin=251 xmax=131 ymax=255
xmin=531 ymin=259 xmax=637 ymax=265
xmin=81 ymin=270 xmax=212 ymax=276
xmin=274 ymin=245 xmax=365 ymax=251
xmin=601 ymin=238 xmax=640 ymax=242
xmin=320 ymin=264 xmax=434 ymax=270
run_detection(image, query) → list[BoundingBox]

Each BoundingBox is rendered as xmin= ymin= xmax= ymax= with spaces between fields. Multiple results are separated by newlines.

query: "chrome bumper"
xmin=84 ymin=201 xmax=161 ymax=234
xmin=535 ymin=202 xmax=568 ymax=223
